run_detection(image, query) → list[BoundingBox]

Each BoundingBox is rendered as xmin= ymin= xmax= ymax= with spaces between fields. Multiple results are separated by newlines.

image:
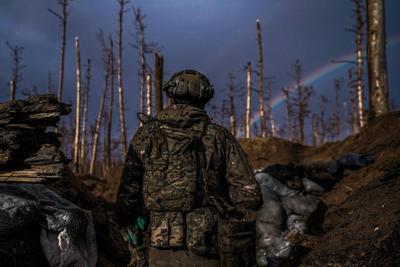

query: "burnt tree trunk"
xmin=73 ymin=37 xmax=82 ymax=173
xmin=117 ymin=0 xmax=128 ymax=156
xmin=89 ymin=65 xmax=110 ymax=175
xmin=7 ymin=42 xmax=24 ymax=101
xmin=228 ymin=72 xmax=237 ymax=137
xmin=282 ymin=87 xmax=292 ymax=141
xmin=105 ymin=34 xmax=115 ymax=169
xmin=146 ymin=73 xmax=152 ymax=115
xmin=312 ymin=113 xmax=319 ymax=146
xmin=354 ymin=0 xmax=366 ymax=128
xmin=319 ymin=96 xmax=328 ymax=143
xmin=245 ymin=62 xmax=252 ymax=139
xmin=133 ymin=8 xmax=148 ymax=122
xmin=333 ymin=79 xmax=341 ymax=140
xmin=266 ymin=79 xmax=275 ymax=136
xmin=48 ymin=0 xmax=69 ymax=102
xmin=347 ymin=69 xmax=358 ymax=134
xmin=154 ymin=52 xmax=164 ymax=113
xmin=366 ymin=0 xmax=389 ymax=118
xmin=80 ymin=59 xmax=91 ymax=172
xmin=256 ymin=19 xmax=267 ymax=137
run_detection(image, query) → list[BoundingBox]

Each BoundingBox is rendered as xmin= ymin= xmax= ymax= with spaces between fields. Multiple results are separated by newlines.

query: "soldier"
xmin=116 ymin=69 xmax=262 ymax=267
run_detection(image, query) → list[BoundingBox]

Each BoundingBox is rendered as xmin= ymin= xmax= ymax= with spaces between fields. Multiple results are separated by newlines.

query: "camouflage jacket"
xmin=116 ymin=104 xmax=262 ymax=226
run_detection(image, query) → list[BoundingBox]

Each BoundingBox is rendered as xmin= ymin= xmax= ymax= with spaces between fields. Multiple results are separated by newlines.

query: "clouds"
xmin=0 ymin=0 xmax=399 ymax=139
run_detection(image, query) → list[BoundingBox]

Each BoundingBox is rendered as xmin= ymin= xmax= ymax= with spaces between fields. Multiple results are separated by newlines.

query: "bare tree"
xmin=154 ymin=52 xmax=164 ymax=114
xmin=73 ymin=37 xmax=82 ymax=173
xmin=146 ymin=73 xmax=152 ymax=115
xmin=105 ymin=34 xmax=115 ymax=169
xmin=117 ymin=0 xmax=128 ymax=156
xmin=48 ymin=0 xmax=71 ymax=101
xmin=80 ymin=59 xmax=91 ymax=172
xmin=256 ymin=18 xmax=267 ymax=137
xmin=332 ymin=79 xmax=341 ymax=140
xmin=220 ymin=101 xmax=228 ymax=128
xmin=90 ymin=32 xmax=112 ymax=175
xmin=48 ymin=72 xmax=53 ymax=94
xmin=366 ymin=0 xmax=389 ymax=118
xmin=266 ymin=79 xmax=275 ymax=136
xmin=343 ymin=101 xmax=351 ymax=135
xmin=347 ymin=69 xmax=358 ymax=133
xmin=343 ymin=0 xmax=367 ymax=129
xmin=293 ymin=60 xmax=314 ymax=144
xmin=245 ymin=62 xmax=252 ymax=139
xmin=282 ymin=87 xmax=293 ymax=141
xmin=227 ymin=72 xmax=237 ymax=136
xmin=133 ymin=7 xmax=156 ymax=120
xmin=7 ymin=42 xmax=25 ymax=101
xmin=319 ymin=95 xmax=329 ymax=143
xmin=312 ymin=113 xmax=320 ymax=146
xmin=133 ymin=7 xmax=147 ymax=117
xmin=353 ymin=0 xmax=366 ymax=128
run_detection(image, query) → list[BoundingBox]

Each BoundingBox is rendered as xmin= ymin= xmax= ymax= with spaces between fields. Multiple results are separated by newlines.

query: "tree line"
xmin=4 ymin=0 xmax=393 ymax=178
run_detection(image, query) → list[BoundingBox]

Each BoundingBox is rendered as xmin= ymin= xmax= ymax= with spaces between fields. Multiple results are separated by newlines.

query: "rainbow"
xmin=250 ymin=33 xmax=400 ymax=127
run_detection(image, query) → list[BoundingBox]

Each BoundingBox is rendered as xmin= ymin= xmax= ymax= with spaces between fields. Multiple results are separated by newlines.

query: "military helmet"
xmin=163 ymin=69 xmax=214 ymax=104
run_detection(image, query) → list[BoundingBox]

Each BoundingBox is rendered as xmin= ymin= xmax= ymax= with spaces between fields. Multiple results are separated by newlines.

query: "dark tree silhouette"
xmin=116 ymin=0 xmax=129 ymax=156
xmin=48 ymin=0 xmax=71 ymax=101
xmin=6 ymin=42 xmax=25 ymax=101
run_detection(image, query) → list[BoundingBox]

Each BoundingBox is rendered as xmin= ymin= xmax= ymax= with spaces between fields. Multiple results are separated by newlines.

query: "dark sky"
xmin=0 ymin=0 xmax=399 ymax=140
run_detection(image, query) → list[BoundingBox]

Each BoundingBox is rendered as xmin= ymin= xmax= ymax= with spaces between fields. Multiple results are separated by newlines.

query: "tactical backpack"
xmin=142 ymin=120 xmax=207 ymax=212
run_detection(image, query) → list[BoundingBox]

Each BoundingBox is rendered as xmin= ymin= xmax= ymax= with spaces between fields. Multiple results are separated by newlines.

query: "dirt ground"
xmin=52 ymin=111 xmax=400 ymax=266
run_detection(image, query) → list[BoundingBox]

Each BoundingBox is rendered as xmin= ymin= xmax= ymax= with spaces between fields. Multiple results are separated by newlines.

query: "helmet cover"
xmin=163 ymin=69 xmax=214 ymax=103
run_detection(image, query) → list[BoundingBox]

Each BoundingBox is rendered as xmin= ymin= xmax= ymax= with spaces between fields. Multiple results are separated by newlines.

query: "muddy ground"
xmin=52 ymin=111 xmax=400 ymax=266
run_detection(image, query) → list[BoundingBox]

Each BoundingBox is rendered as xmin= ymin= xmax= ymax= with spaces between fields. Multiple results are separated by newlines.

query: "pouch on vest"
xmin=150 ymin=211 xmax=184 ymax=249
xmin=186 ymin=207 xmax=219 ymax=255
xmin=218 ymin=219 xmax=257 ymax=267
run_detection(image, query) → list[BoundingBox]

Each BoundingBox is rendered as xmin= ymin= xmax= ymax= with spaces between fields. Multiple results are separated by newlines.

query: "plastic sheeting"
xmin=336 ymin=153 xmax=374 ymax=169
xmin=0 ymin=183 xmax=97 ymax=267
xmin=255 ymin=172 xmax=321 ymax=266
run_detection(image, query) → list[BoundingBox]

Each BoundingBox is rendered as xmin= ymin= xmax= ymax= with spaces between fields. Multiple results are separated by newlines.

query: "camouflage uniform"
xmin=116 ymin=72 xmax=262 ymax=267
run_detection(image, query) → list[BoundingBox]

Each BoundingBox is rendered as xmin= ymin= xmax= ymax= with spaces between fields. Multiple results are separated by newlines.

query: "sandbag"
xmin=0 ymin=183 xmax=97 ymax=267
xmin=281 ymin=195 xmax=319 ymax=216
xmin=255 ymin=172 xmax=298 ymax=198
xmin=0 ymin=194 xmax=40 ymax=236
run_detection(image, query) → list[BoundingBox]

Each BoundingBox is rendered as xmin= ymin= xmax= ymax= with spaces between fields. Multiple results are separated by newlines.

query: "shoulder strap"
xmin=137 ymin=112 xmax=155 ymax=125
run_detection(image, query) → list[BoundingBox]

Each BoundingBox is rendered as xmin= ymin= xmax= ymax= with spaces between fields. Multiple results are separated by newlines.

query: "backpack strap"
xmin=137 ymin=112 xmax=155 ymax=125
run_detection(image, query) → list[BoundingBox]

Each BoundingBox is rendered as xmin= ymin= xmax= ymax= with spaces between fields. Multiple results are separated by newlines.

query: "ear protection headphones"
xmin=163 ymin=69 xmax=214 ymax=103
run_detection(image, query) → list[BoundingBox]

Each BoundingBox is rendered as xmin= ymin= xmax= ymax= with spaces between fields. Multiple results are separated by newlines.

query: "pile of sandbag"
xmin=0 ymin=94 xmax=71 ymax=182
xmin=255 ymin=171 xmax=323 ymax=266
xmin=255 ymin=153 xmax=374 ymax=266
xmin=0 ymin=95 xmax=97 ymax=267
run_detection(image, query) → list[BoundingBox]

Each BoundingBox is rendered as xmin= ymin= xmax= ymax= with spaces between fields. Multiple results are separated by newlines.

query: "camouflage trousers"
xmin=148 ymin=247 xmax=220 ymax=267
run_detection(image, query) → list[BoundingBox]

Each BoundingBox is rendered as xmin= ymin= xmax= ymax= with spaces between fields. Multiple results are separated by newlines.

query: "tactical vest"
xmin=143 ymin=120 xmax=219 ymax=254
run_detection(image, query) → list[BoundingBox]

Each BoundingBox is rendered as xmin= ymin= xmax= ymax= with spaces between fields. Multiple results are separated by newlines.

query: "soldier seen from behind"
xmin=116 ymin=69 xmax=262 ymax=267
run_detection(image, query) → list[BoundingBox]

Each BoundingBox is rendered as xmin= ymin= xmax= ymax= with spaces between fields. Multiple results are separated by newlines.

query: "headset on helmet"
xmin=163 ymin=69 xmax=214 ymax=103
